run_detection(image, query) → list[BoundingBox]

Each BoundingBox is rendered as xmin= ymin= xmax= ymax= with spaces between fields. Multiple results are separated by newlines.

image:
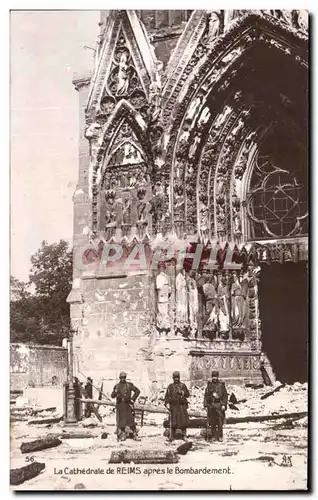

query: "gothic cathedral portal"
xmin=68 ymin=10 xmax=308 ymax=391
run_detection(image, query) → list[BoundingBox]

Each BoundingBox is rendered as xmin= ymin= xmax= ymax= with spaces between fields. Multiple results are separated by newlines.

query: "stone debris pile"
xmin=188 ymin=382 xmax=307 ymax=418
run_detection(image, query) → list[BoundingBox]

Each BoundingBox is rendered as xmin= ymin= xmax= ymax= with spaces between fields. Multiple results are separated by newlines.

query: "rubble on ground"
xmin=9 ymin=380 xmax=308 ymax=491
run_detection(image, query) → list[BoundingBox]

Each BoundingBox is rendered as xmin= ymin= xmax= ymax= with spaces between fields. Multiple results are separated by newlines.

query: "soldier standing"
xmin=111 ymin=372 xmax=140 ymax=441
xmin=164 ymin=371 xmax=190 ymax=441
xmin=204 ymin=370 xmax=228 ymax=441
xmin=84 ymin=377 xmax=93 ymax=418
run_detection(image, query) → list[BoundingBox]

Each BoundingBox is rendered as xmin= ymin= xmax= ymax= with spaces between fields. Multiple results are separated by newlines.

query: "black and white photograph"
xmin=10 ymin=9 xmax=309 ymax=491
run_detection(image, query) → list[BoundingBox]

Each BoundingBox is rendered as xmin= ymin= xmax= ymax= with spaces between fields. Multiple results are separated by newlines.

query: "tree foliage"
xmin=10 ymin=240 xmax=72 ymax=346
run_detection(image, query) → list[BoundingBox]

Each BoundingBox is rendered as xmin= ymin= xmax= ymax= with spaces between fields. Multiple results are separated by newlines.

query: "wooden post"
xmin=65 ymin=329 xmax=77 ymax=424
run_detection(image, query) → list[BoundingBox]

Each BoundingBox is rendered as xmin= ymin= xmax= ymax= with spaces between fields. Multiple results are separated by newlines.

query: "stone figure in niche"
xmin=187 ymin=271 xmax=198 ymax=336
xmin=138 ymin=165 xmax=150 ymax=186
xmin=174 ymin=182 xmax=184 ymax=220
xmin=217 ymin=275 xmax=230 ymax=338
xmin=136 ymin=188 xmax=148 ymax=238
xmin=199 ymin=196 xmax=209 ymax=238
xmin=104 ymin=191 xmax=117 ymax=239
xmin=198 ymin=107 xmax=211 ymax=128
xmin=242 ymin=265 xmax=259 ymax=321
xmin=175 ymin=269 xmax=188 ymax=333
xmin=156 ymin=267 xmax=171 ymax=331
xmin=104 ymin=192 xmax=116 ymax=225
xmin=233 ymin=212 xmax=242 ymax=234
xmin=150 ymin=182 xmax=166 ymax=225
xmin=100 ymin=97 xmax=115 ymax=115
xmin=270 ymin=245 xmax=280 ymax=262
xmin=122 ymin=198 xmax=131 ymax=225
xmin=206 ymin=11 xmax=222 ymax=41
xmin=202 ymin=275 xmax=218 ymax=339
xmin=136 ymin=187 xmax=147 ymax=223
xmin=149 ymin=81 xmax=162 ymax=124
xmin=291 ymin=10 xmax=300 ymax=29
xmin=231 ymin=273 xmax=248 ymax=329
xmin=185 ymin=95 xmax=203 ymax=122
xmin=196 ymin=271 xmax=206 ymax=337
xmin=123 ymin=143 xmax=142 ymax=165
xmin=120 ymin=172 xmax=128 ymax=188
xmin=189 ymin=135 xmax=201 ymax=159
xmin=217 ymin=203 xmax=226 ymax=233
xmin=179 ymin=130 xmax=190 ymax=144
xmin=116 ymin=52 xmax=130 ymax=96
xmin=283 ymin=244 xmax=293 ymax=262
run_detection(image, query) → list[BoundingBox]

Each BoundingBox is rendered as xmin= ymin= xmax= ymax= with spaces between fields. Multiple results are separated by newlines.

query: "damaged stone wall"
xmin=10 ymin=343 xmax=67 ymax=391
xmin=73 ymin=272 xmax=156 ymax=392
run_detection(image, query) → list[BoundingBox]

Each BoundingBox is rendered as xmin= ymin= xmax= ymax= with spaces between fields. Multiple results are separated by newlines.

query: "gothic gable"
xmin=86 ymin=10 xmax=157 ymax=120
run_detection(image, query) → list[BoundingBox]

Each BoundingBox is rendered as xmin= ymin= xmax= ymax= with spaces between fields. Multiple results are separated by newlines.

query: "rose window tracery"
xmin=247 ymin=157 xmax=307 ymax=239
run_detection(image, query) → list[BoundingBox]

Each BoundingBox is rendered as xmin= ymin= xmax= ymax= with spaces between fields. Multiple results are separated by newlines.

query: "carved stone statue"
xmin=123 ymin=143 xmax=142 ymax=165
xmin=198 ymin=106 xmax=211 ymax=127
xmin=100 ymin=97 xmax=116 ymax=115
xmin=149 ymin=81 xmax=162 ymax=124
xmin=116 ymin=52 xmax=129 ymax=96
xmin=174 ymin=182 xmax=184 ymax=220
xmin=231 ymin=274 xmax=248 ymax=328
xmin=217 ymin=275 xmax=230 ymax=337
xmin=202 ymin=275 xmax=218 ymax=337
xmin=206 ymin=10 xmax=223 ymax=41
xmin=189 ymin=135 xmax=201 ymax=159
xmin=156 ymin=268 xmax=171 ymax=331
xmin=199 ymin=197 xmax=209 ymax=238
xmin=104 ymin=190 xmax=117 ymax=239
xmin=122 ymin=198 xmax=131 ymax=225
xmin=187 ymin=271 xmax=198 ymax=336
xmin=185 ymin=95 xmax=203 ymax=122
xmin=179 ymin=130 xmax=190 ymax=144
xmin=175 ymin=269 xmax=188 ymax=332
xmin=136 ymin=188 xmax=147 ymax=223
xmin=217 ymin=202 xmax=226 ymax=233
xmin=150 ymin=182 xmax=166 ymax=227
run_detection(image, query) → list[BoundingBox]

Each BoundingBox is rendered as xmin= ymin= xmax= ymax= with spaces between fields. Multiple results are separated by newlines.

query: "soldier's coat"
xmin=111 ymin=381 xmax=140 ymax=429
xmin=164 ymin=382 xmax=190 ymax=429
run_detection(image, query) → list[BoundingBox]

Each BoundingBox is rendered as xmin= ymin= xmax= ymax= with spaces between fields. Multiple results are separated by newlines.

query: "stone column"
xmin=245 ymin=265 xmax=262 ymax=352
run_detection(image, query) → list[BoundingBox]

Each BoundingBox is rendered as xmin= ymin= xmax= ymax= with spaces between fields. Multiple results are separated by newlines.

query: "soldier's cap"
xmin=119 ymin=371 xmax=127 ymax=378
xmin=173 ymin=371 xmax=180 ymax=378
xmin=211 ymin=370 xmax=219 ymax=378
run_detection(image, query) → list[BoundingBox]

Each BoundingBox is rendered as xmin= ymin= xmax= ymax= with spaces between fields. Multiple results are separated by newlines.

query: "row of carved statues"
xmin=155 ymin=267 xmax=260 ymax=340
xmin=103 ymin=187 xmax=150 ymax=239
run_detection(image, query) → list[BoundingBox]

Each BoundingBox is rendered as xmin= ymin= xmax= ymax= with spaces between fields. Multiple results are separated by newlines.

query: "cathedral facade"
xmin=68 ymin=10 xmax=308 ymax=392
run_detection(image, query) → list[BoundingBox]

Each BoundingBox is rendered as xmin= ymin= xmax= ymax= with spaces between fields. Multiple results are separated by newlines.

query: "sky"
xmin=10 ymin=10 xmax=100 ymax=281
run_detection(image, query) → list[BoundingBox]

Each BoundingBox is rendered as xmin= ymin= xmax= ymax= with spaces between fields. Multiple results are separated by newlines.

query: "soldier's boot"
xmin=181 ymin=429 xmax=187 ymax=441
xmin=169 ymin=429 xmax=176 ymax=442
xmin=206 ymin=428 xmax=212 ymax=442
xmin=132 ymin=427 xmax=141 ymax=441
xmin=211 ymin=424 xmax=217 ymax=441
xmin=118 ymin=429 xmax=127 ymax=442
xmin=217 ymin=424 xmax=223 ymax=442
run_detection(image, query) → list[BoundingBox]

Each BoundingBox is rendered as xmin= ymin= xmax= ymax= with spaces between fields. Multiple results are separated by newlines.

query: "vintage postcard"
xmin=10 ymin=9 xmax=308 ymax=491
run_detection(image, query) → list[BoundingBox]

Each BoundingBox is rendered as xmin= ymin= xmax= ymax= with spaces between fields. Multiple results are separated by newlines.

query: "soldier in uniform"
xmin=111 ymin=372 xmax=141 ymax=441
xmin=164 ymin=371 xmax=190 ymax=441
xmin=84 ymin=377 xmax=93 ymax=418
xmin=204 ymin=370 xmax=228 ymax=441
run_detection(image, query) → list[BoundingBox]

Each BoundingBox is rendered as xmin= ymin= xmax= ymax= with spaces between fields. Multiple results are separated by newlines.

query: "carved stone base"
xmin=189 ymin=350 xmax=263 ymax=386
